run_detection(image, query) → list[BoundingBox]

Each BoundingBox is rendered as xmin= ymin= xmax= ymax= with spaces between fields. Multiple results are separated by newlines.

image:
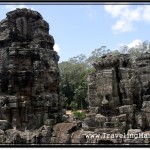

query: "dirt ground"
xmin=66 ymin=110 xmax=85 ymax=115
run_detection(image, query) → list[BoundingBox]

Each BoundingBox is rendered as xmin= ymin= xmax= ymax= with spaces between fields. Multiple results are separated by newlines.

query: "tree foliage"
xmin=119 ymin=40 xmax=150 ymax=60
xmin=59 ymin=56 xmax=89 ymax=109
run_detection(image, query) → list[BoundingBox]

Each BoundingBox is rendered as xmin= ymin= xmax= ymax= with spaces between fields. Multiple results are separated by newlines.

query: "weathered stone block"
xmin=142 ymin=101 xmax=150 ymax=109
xmin=44 ymin=119 xmax=56 ymax=126
xmin=123 ymin=129 xmax=143 ymax=144
xmin=120 ymin=121 xmax=126 ymax=131
xmin=135 ymin=112 xmax=145 ymax=130
xmin=53 ymin=123 xmax=78 ymax=134
xmin=122 ymin=99 xmax=133 ymax=105
xmin=95 ymin=114 xmax=107 ymax=127
xmin=89 ymin=107 xmax=99 ymax=114
xmin=71 ymin=130 xmax=87 ymax=144
xmin=0 ymin=120 xmax=9 ymax=130
xmin=144 ymin=112 xmax=150 ymax=128
xmin=84 ymin=114 xmax=96 ymax=127
xmin=119 ymin=105 xmax=134 ymax=114
xmin=143 ymin=131 xmax=150 ymax=144
xmin=5 ymin=129 xmax=24 ymax=144
xmin=0 ymin=129 xmax=5 ymax=143
xmin=118 ymin=114 xmax=126 ymax=122
xmin=142 ymin=95 xmax=150 ymax=101
xmin=127 ymin=129 xmax=142 ymax=135
xmin=104 ymin=122 xmax=115 ymax=128
xmin=111 ymin=116 xmax=121 ymax=128
xmin=87 ymin=74 xmax=96 ymax=83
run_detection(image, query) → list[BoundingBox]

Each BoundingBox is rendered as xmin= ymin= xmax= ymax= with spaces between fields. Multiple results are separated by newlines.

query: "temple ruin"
xmin=50 ymin=53 xmax=150 ymax=144
xmin=84 ymin=53 xmax=150 ymax=144
xmin=0 ymin=8 xmax=150 ymax=145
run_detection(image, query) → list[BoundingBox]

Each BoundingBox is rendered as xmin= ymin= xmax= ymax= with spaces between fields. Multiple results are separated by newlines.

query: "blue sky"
xmin=0 ymin=3 xmax=150 ymax=62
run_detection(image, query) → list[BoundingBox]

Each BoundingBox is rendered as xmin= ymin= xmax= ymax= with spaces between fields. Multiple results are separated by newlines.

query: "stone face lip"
xmin=0 ymin=8 xmax=62 ymax=139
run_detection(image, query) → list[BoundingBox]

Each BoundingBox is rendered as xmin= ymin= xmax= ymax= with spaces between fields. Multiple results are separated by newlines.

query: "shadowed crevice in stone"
xmin=115 ymin=66 xmax=123 ymax=106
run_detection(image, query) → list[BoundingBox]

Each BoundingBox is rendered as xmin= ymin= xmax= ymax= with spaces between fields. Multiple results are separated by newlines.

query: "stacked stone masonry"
xmin=0 ymin=8 xmax=62 ymax=143
xmin=0 ymin=8 xmax=150 ymax=145
xmin=85 ymin=53 xmax=150 ymax=144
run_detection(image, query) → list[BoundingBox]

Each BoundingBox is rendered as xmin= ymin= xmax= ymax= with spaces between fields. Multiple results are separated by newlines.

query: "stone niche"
xmin=0 ymin=8 xmax=62 ymax=132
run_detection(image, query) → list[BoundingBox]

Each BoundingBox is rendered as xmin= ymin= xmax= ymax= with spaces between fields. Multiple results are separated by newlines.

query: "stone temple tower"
xmin=0 ymin=8 xmax=62 ymax=131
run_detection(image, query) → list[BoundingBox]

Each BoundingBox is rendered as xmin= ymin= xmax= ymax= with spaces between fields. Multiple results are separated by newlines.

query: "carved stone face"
xmin=96 ymin=69 xmax=113 ymax=110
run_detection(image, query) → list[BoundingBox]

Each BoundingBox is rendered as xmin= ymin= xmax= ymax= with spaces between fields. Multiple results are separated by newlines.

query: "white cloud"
xmin=112 ymin=19 xmax=133 ymax=33
xmin=104 ymin=5 xmax=150 ymax=33
xmin=54 ymin=44 xmax=60 ymax=53
xmin=127 ymin=39 xmax=142 ymax=48
xmin=104 ymin=5 xmax=128 ymax=18
xmin=5 ymin=3 xmax=34 ymax=11
xmin=116 ymin=39 xmax=143 ymax=52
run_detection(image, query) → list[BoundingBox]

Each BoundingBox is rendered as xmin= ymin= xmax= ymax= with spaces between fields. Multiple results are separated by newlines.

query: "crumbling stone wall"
xmin=84 ymin=53 xmax=150 ymax=144
xmin=135 ymin=53 xmax=150 ymax=129
xmin=51 ymin=53 xmax=150 ymax=145
xmin=0 ymin=8 xmax=150 ymax=145
xmin=0 ymin=8 xmax=62 ymax=134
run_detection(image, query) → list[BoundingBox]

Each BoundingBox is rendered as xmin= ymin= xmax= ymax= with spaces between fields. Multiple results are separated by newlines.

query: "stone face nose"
xmin=101 ymin=95 xmax=109 ymax=106
xmin=0 ymin=8 xmax=61 ymax=131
